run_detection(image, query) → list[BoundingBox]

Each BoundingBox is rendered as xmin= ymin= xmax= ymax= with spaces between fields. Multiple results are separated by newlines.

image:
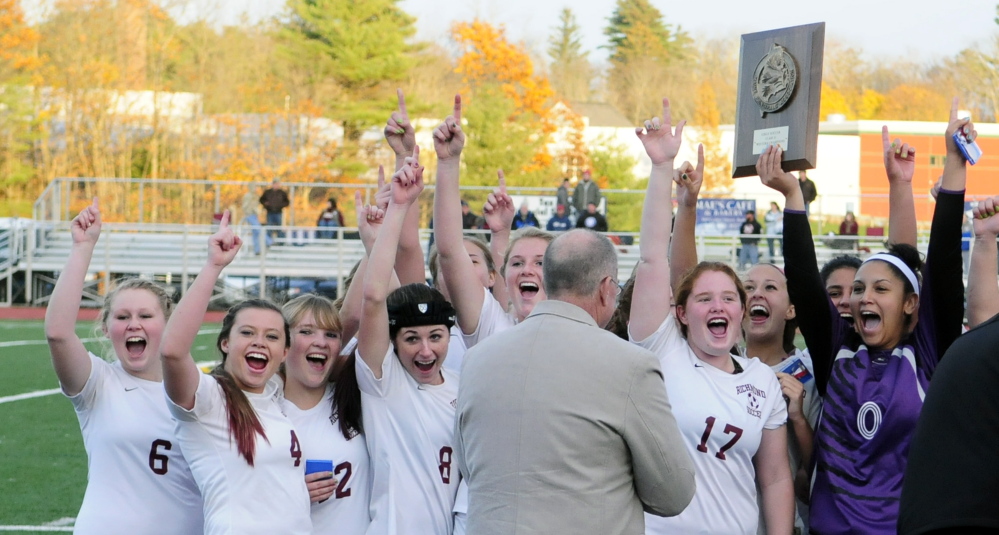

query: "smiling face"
xmin=465 ymin=239 xmax=496 ymax=290
xmin=394 ymin=325 xmax=449 ymax=385
xmin=826 ymin=266 xmax=858 ymax=323
xmin=677 ymin=270 xmax=746 ymax=361
xmin=851 ymin=261 xmax=918 ymax=350
xmin=284 ymin=311 xmax=341 ymax=391
xmin=103 ymin=288 xmax=167 ymax=380
xmin=505 ymin=237 xmax=549 ymax=321
xmin=742 ymin=265 xmax=794 ymax=345
xmin=221 ymin=308 xmax=289 ymax=393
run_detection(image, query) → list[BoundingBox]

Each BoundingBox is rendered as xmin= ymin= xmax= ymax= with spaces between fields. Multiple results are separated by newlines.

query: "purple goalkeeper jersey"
xmin=808 ymin=329 xmax=935 ymax=534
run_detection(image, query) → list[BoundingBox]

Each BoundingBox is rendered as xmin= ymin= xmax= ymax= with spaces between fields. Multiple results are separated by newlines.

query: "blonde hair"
xmin=501 ymin=227 xmax=555 ymax=278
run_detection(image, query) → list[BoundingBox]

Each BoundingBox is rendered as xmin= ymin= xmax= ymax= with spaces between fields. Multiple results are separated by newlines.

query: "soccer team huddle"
xmin=46 ymin=92 xmax=988 ymax=535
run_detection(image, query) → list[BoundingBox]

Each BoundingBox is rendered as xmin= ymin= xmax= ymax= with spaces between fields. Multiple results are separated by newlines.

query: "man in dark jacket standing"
xmin=572 ymin=170 xmax=601 ymax=218
xmin=798 ymin=171 xmax=817 ymax=216
xmin=260 ymin=178 xmax=290 ymax=243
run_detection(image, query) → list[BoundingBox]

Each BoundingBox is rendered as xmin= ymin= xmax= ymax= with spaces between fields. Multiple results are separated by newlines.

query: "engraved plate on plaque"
xmin=752 ymin=126 xmax=790 ymax=155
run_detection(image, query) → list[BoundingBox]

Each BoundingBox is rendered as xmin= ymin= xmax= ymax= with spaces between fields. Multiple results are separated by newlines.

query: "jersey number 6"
xmin=148 ymin=439 xmax=172 ymax=475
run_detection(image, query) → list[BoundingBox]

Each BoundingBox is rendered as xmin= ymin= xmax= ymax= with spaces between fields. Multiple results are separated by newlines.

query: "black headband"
xmin=387 ymin=300 xmax=457 ymax=331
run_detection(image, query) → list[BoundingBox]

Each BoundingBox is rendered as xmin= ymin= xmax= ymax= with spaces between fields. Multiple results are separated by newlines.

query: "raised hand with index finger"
xmin=944 ymin=96 xmax=976 ymax=159
xmin=483 ymin=169 xmax=516 ymax=231
xmin=384 ymin=89 xmax=416 ymax=158
xmin=635 ymin=97 xmax=686 ymax=166
xmin=674 ymin=144 xmax=704 ymax=208
xmin=882 ymin=125 xmax=915 ymax=185
xmin=71 ymin=197 xmax=102 ymax=245
xmin=433 ymin=95 xmax=465 ymax=162
xmin=391 ymin=145 xmax=425 ymax=206
xmin=208 ymin=210 xmax=242 ymax=268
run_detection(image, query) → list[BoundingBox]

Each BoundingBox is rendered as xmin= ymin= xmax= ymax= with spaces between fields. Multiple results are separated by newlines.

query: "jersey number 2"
xmin=696 ymin=416 xmax=744 ymax=461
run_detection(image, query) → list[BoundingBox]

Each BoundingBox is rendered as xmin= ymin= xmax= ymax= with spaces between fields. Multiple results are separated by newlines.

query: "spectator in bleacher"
xmin=839 ymin=211 xmax=859 ymax=237
xmin=460 ymin=199 xmax=482 ymax=230
xmin=546 ymin=204 xmax=572 ymax=232
xmin=739 ymin=210 xmax=762 ymax=269
xmin=572 ymin=169 xmax=602 ymax=217
xmin=556 ymin=178 xmax=570 ymax=214
xmin=316 ymin=198 xmax=344 ymax=240
xmin=512 ymin=200 xmax=541 ymax=230
xmin=765 ymin=201 xmax=783 ymax=259
xmin=241 ymin=186 xmax=263 ymax=255
xmin=260 ymin=178 xmax=290 ymax=243
xmin=798 ymin=171 xmax=817 ymax=216
xmin=575 ymin=202 xmax=608 ymax=232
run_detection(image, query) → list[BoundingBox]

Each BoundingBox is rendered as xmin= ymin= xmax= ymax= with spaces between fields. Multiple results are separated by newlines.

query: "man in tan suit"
xmin=454 ymin=229 xmax=695 ymax=535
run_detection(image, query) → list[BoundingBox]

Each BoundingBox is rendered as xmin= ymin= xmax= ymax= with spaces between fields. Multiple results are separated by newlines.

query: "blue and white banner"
xmin=695 ymin=199 xmax=757 ymax=236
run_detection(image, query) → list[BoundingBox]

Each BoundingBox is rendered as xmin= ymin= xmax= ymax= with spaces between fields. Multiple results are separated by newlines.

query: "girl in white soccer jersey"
xmin=280 ymin=294 xmax=371 ymax=534
xmin=160 ymin=212 xmax=320 ymax=535
xmin=628 ymin=98 xmax=794 ymax=535
xmin=44 ymin=198 xmax=203 ymax=534
xmin=430 ymin=95 xmax=553 ymax=352
xmin=666 ymin=146 xmax=821 ymax=533
xmin=356 ymin=147 xmax=461 ymax=535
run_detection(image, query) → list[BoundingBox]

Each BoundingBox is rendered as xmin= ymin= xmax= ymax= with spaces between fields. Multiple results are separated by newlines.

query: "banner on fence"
xmin=695 ymin=199 xmax=757 ymax=235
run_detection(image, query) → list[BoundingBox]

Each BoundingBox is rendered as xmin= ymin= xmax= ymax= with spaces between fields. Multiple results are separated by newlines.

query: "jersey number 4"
xmin=696 ymin=416 xmax=744 ymax=461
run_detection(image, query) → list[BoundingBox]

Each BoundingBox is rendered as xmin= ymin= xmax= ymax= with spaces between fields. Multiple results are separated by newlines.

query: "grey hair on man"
xmin=543 ymin=229 xmax=618 ymax=298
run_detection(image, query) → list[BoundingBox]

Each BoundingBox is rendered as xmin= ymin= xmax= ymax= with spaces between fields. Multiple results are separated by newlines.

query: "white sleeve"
xmin=166 ymin=372 xmax=223 ymax=422
xmin=66 ymin=353 xmax=111 ymax=413
xmin=763 ymin=372 xmax=788 ymax=430
xmin=355 ymin=347 xmax=407 ymax=398
xmin=460 ymin=287 xmax=514 ymax=349
xmin=628 ymin=313 xmax=684 ymax=356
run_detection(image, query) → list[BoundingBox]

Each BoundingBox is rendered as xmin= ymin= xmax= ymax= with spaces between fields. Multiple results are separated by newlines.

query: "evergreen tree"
xmin=278 ymin=0 xmax=418 ymax=141
xmin=547 ymin=8 xmax=592 ymax=102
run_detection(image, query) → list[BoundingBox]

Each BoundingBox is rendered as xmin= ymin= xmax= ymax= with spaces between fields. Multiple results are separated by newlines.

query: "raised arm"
xmin=339 ymin=186 xmax=388 ymax=343
xmin=45 ymin=198 xmax=102 ymax=396
xmin=629 ymin=98 xmax=683 ymax=341
xmin=384 ymin=89 xmax=426 ymax=285
xmin=968 ymin=197 xmax=999 ymax=327
xmin=759 ymin=147 xmax=838 ymax=395
xmin=924 ymin=98 xmax=971 ymax=356
xmin=161 ymin=211 xmax=241 ymax=409
xmin=431 ymin=95 xmax=488 ymax=335
xmin=669 ymin=144 xmax=704 ymax=292
xmin=483 ymin=170 xmax=515 ymax=308
xmin=358 ymin=147 xmax=425 ymax=377
xmin=883 ymin=126 xmax=918 ymax=247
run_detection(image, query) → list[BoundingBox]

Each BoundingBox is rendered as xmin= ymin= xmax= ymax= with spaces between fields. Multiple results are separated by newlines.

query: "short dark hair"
xmin=543 ymin=229 xmax=617 ymax=298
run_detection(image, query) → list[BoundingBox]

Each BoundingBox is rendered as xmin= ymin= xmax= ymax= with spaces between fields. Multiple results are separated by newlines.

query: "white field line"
xmin=0 ymin=527 xmax=73 ymax=532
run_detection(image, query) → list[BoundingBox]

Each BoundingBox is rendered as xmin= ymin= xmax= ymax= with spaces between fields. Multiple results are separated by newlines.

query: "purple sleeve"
xmin=912 ymin=189 xmax=965 ymax=375
xmin=782 ymin=209 xmax=852 ymax=397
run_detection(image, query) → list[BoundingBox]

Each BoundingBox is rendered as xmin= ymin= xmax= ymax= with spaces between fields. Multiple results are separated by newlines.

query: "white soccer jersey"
xmin=441 ymin=325 xmax=467 ymax=375
xmin=281 ymin=385 xmax=372 ymax=535
xmin=167 ymin=373 xmax=311 ymax=535
xmin=459 ymin=287 xmax=516 ymax=349
xmin=631 ymin=316 xmax=787 ymax=535
xmin=67 ymin=353 xmax=203 ymax=535
xmin=356 ymin=348 xmax=461 ymax=535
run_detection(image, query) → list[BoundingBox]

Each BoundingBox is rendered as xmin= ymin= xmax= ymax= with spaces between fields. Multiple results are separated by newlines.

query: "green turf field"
xmin=0 ymin=319 xmax=221 ymax=533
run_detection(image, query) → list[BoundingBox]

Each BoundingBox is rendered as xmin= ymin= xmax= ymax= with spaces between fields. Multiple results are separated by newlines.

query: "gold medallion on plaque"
xmin=751 ymin=44 xmax=797 ymax=117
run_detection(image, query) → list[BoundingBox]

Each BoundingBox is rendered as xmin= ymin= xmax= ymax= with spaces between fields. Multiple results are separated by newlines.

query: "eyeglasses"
xmin=606 ymin=276 xmax=622 ymax=296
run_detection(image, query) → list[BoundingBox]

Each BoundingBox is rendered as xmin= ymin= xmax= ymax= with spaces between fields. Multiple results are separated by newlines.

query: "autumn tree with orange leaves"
xmin=451 ymin=20 xmax=557 ymax=187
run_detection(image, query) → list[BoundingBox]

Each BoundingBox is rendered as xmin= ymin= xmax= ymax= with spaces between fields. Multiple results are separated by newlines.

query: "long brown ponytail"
xmin=214 ymin=299 xmax=290 ymax=466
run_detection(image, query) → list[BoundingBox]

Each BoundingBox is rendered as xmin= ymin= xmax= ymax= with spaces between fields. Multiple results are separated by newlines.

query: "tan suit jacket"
xmin=455 ymin=300 xmax=695 ymax=535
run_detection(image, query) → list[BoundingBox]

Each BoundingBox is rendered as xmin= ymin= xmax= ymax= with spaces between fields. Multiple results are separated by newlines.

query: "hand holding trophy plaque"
xmin=733 ymin=22 xmax=825 ymax=178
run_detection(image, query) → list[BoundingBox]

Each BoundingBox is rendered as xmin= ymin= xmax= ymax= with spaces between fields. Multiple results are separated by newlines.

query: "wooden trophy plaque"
xmin=732 ymin=22 xmax=825 ymax=178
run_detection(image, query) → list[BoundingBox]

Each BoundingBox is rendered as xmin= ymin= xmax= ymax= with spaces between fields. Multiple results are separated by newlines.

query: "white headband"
xmin=863 ymin=253 xmax=920 ymax=294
